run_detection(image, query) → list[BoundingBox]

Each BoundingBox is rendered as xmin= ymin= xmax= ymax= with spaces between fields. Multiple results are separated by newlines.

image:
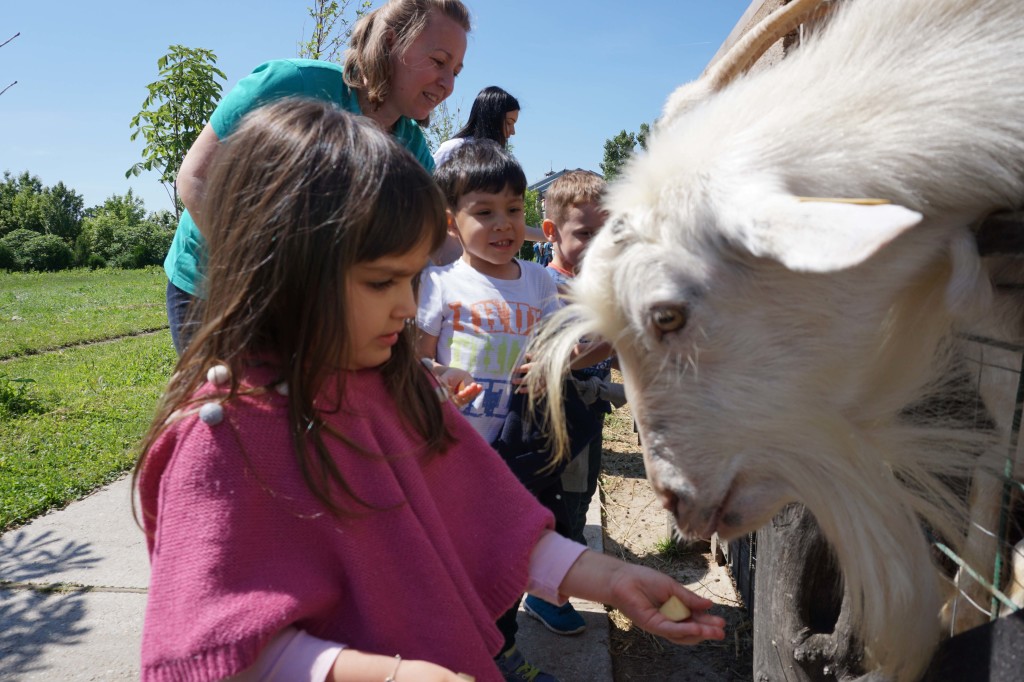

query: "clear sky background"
xmin=1 ymin=1 xmax=751 ymax=214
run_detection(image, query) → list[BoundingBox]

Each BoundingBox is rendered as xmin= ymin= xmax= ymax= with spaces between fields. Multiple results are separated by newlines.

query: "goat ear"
xmin=733 ymin=196 xmax=923 ymax=273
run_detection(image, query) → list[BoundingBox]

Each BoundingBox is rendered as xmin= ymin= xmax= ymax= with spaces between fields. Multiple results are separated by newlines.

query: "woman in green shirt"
xmin=165 ymin=0 xmax=470 ymax=354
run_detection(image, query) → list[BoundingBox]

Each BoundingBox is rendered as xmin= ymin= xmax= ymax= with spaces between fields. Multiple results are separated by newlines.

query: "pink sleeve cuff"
xmin=226 ymin=627 xmax=345 ymax=682
xmin=526 ymin=530 xmax=588 ymax=604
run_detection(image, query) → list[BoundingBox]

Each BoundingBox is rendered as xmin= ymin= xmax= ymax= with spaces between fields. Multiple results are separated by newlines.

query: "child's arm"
xmin=330 ymin=650 xmax=468 ymax=682
xmin=524 ymin=225 xmax=546 ymax=243
xmin=227 ymin=628 xmax=469 ymax=681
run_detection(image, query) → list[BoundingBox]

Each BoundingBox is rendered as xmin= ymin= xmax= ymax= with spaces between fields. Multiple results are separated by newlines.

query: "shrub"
xmin=73 ymin=231 xmax=92 ymax=267
xmin=0 ymin=241 xmax=16 ymax=271
xmin=0 ymin=228 xmax=39 ymax=269
xmin=19 ymin=233 xmax=74 ymax=271
xmin=0 ymin=228 xmax=72 ymax=271
xmin=80 ymin=218 xmax=174 ymax=269
xmin=108 ymin=222 xmax=174 ymax=269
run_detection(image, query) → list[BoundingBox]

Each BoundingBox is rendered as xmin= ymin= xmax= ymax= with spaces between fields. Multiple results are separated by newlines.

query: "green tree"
xmin=0 ymin=240 xmax=15 ymax=271
xmin=148 ymin=209 xmax=178 ymax=231
xmin=524 ymin=188 xmax=542 ymax=228
xmin=519 ymin=188 xmax=543 ymax=260
xmin=77 ymin=189 xmax=170 ymax=269
xmin=423 ymin=99 xmax=463 ymax=153
xmin=299 ymin=0 xmax=374 ymax=62
xmin=42 ymin=182 xmax=85 ymax=243
xmin=127 ymin=45 xmax=226 ymax=219
xmin=637 ymin=122 xmax=650 ymax=151
xmin=94 ymin=188 xmax=147 ymax=226
xmin=0 ymin=171 xmax=46 ymax=237
xmin=600 ymin=123 xmax=650 ymax=181
xmin=0 ymin=172 xmax=85 ymax=243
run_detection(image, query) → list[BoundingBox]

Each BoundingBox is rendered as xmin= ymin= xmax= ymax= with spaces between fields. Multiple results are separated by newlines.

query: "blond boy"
xmin=541 ymin=171 xmax=608 ymax=287
xmin=520 ymin=170 xmax=625 ymax=635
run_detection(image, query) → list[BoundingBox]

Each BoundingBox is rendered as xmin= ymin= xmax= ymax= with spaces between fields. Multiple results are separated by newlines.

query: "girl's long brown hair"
xmin=136 ymin=98 xmax=451 ymax=518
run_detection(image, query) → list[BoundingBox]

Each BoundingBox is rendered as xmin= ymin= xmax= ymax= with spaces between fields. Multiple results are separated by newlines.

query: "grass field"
xmin=0 ymin=266 xmax=169 ymax=359
xmin=0 ymin=267 xmax=175 ymax=530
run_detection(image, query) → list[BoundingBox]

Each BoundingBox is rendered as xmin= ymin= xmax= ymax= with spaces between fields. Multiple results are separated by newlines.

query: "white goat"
xmin=530 ymin=0 xmax=1024 ymax=679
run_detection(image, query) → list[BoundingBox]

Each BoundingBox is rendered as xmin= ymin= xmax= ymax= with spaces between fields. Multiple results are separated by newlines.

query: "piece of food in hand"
xmin=456 ymin=675 xmax=475 ymax=681
xmin=454 ymin=382 xmax=483 ymax=403
xmin=659 ymin=595 xmax=692 ymax=621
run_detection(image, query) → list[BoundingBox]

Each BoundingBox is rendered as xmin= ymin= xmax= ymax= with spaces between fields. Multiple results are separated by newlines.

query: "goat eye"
xmin=650 ymin=304 xmax=688 ymax=336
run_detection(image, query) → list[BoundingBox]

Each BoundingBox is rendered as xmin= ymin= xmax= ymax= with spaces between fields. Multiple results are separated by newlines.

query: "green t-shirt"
xmin=163 ymin=59 xmax=435 ymax=296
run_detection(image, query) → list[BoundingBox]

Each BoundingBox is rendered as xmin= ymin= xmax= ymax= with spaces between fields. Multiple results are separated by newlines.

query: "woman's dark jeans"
xmin=166 ymin=281 xmax=202 ymax=356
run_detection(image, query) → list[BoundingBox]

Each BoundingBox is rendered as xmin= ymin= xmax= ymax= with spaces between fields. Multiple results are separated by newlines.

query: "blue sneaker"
xmin=523 ymin=594 xmax=586 ymax=635
xmin=495 ymin=645 xmax=560 ymax=682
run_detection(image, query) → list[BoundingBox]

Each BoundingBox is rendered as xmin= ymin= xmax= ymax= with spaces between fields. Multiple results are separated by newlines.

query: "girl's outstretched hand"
xmin=560 ymin=549 xmax=726 ymax=646
xmin=608 ymin=562 xmax=726 ymax=645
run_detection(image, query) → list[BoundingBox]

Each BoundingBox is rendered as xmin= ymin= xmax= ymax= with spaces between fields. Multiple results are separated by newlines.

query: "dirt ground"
xmin=599 ymin=400 xmax=754 ymax=681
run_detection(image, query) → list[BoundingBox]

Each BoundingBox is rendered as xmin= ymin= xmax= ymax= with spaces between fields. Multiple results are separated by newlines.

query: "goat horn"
xmin=704 ymin=0 xmax=831 ymax=92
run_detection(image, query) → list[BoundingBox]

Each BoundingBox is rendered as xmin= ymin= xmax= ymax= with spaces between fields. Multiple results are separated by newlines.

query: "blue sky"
xmin=1 ymin=1 xmax=751 ymax=214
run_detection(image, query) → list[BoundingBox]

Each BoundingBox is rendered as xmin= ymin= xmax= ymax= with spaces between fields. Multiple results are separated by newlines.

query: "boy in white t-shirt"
xmin=417 ymin=141 xmax=560 ymax=444
xmin=416 ymin=139 xmax=564 ymax=681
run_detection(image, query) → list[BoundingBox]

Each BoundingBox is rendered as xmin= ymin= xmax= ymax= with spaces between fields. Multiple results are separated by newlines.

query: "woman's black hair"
xmin=453 ymin=86 xmax=520 ymax=146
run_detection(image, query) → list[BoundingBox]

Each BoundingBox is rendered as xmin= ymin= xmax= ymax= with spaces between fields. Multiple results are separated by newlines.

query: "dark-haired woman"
xmin=432 ymin=85 xmax=519 ymax=167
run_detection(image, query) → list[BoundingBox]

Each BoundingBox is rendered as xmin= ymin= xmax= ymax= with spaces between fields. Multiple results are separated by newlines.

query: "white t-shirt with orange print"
xmin=418 ymin=258 xmax=560 ymax=443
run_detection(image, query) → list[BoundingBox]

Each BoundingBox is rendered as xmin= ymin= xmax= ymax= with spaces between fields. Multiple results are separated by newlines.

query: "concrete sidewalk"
xmin=0 ymin=476 xmax=612 ymax=681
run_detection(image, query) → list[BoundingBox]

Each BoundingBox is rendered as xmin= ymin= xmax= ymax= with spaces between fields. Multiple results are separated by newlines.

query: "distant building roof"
xmin=527 ymin=168 xmax=602 ymax=195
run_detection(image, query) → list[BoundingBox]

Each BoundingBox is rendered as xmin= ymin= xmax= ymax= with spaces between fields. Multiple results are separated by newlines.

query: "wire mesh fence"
xmin=944 ymin=334 xmax=1024 ymax=629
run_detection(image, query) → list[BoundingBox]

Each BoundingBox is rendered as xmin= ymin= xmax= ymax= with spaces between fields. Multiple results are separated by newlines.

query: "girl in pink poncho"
xmin=134 ymin=98 xmax=725 ymax=682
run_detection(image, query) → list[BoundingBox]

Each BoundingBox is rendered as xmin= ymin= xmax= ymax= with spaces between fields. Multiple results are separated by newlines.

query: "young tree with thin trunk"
xmin=423 ymin=99 xmax=463 ymax=153
xmin=126 ymin=45 xmax=225 ymax=219
xmin=600 ymin=123 xmax=649 ymax=181
xmin=298 ymin=0 xmax=374 ymax=62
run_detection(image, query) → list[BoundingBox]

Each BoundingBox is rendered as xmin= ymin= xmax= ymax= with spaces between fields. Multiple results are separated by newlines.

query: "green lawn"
xmin=0 ymin=266 xmax=169 ymax=359
xmin=0 ymin=267 xmax=177 ymax=530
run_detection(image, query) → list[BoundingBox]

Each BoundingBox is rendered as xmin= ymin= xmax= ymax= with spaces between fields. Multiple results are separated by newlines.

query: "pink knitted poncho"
xmin=139 ymin=367 xmax=553 ymax=681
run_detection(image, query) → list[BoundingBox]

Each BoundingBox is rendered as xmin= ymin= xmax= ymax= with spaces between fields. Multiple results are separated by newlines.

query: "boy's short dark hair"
xmin=433 ymin=139 xmax=527 ymax=208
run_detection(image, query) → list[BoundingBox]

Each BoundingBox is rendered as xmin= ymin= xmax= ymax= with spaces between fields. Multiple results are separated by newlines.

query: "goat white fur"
xmin=530 ymin=1 xmax=1024 ymax=680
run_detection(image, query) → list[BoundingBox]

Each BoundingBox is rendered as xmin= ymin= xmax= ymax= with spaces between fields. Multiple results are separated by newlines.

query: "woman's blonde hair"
xmin=136 ymin=98 xmax=451 ymax=519
xmin=344 ymin=0 xmax=471 ymax=124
